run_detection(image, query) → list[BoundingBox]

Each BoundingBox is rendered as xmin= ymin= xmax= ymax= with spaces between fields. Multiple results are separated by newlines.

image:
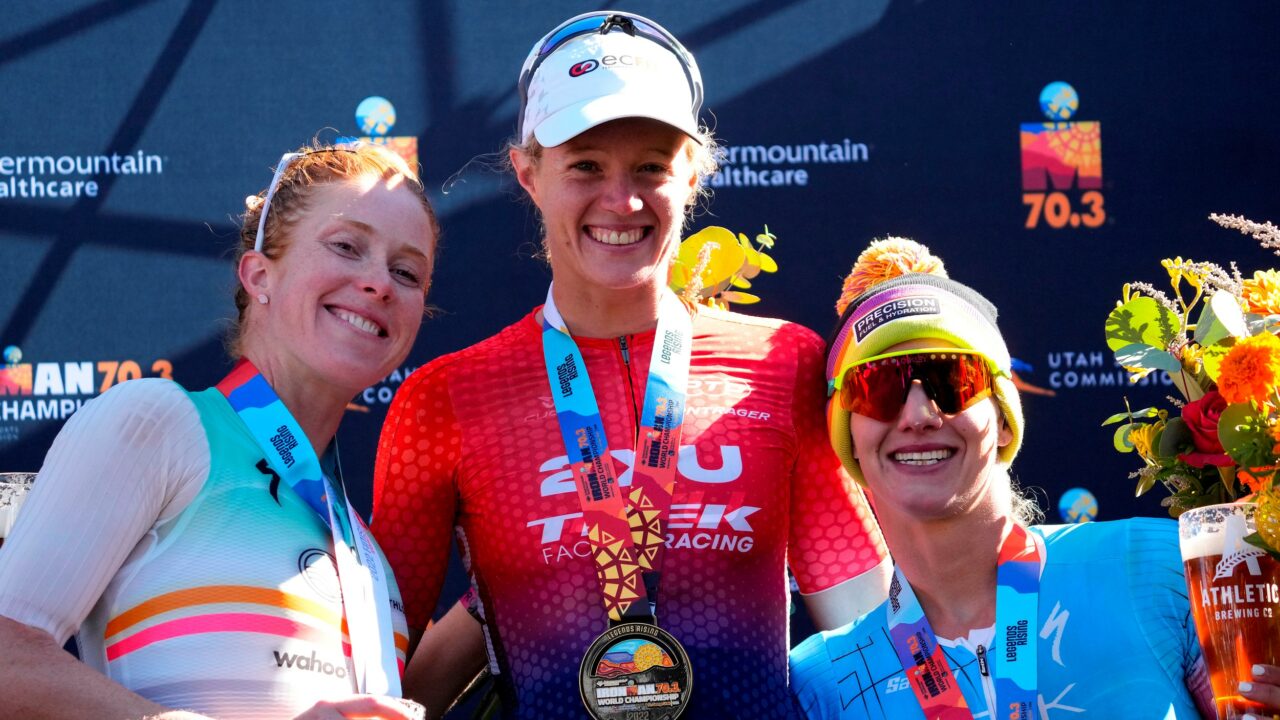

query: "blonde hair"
xmin=229 ymin=142 xmax=440 ymax=357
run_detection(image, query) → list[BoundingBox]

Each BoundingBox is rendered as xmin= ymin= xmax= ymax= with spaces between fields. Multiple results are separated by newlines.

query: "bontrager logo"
xmin=273 ymin=649 xmax=348 ymax=679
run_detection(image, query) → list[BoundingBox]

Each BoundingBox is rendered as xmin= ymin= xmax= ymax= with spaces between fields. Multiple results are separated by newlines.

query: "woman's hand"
xmin=1240 ymin=663 xmax=1280 ymax=718
xmin=292 ymin=696 xmax=425 ymax=720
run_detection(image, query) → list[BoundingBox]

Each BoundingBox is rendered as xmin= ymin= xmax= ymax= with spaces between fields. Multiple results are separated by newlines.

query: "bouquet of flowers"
xmin=1105 ymin=214 xmax=1280 ymax=551
xmin=669 ymin=226 xmax=778 ymax=309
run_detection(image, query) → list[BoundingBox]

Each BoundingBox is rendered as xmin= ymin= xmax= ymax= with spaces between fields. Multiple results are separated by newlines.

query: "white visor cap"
xmin=521 ymin=29 xmax=701 ymax=148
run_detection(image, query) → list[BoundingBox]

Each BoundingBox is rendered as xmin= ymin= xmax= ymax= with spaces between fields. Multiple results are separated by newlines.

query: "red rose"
xmin=1179 ymin=390 xmax=1233 ymax=468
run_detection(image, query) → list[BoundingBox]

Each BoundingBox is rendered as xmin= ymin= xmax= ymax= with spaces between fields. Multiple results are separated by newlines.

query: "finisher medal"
xmin=579 ymin=622 xmax=693 ymax=720
xmin=538 ymin=285 xmax=697 ymax=719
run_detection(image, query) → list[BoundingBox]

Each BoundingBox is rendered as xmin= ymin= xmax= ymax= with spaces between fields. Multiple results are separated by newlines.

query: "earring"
xmin=257 ymin=294 xmax=269 ymax=305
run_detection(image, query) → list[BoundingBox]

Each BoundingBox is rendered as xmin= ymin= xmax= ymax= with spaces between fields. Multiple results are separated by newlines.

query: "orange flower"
xmin=835 ymin=237 xmax=947 ymax=316
xmin=1217 ymin=332 xmax=1280 ymax=405
xmin=1240 ymin=467 xmax=1270 ymax=495
xmin=1243 ymin=270 xmax=1280 ymax=316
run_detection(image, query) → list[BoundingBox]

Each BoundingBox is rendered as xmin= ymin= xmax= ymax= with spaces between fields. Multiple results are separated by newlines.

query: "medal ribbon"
xmin=217 ymin=359 xmax=400 ymax=695
xmin=885 ymin=523 xmax=1040 ymax=719
xmin=540 ymin=285 xmax=693 ymax=623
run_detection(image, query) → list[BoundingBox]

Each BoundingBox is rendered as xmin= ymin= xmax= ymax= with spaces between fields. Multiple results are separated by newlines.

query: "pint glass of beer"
xmin=1180 ymin=502 xmax=1280 ymax=719
xmin=0 ymin=472 xmax=36 ymax=549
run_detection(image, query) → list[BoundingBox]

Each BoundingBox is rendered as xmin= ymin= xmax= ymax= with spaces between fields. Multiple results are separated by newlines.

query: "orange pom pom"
xmin=835 ymin=237 xmax=947 ymax=316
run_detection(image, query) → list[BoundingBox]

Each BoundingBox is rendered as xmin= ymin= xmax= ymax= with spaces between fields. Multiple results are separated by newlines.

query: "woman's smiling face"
xmin=250 ymin=174 xmax=435 ymax=394
xmin=849 ymin=339 xmax=1012 ymax=521
xmin=512 ymin=117 xmax=698 ymax=297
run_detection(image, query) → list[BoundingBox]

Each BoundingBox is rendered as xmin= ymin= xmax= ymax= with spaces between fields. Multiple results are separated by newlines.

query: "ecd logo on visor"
xmin=568 ymin=54 xmax=650 ymax=77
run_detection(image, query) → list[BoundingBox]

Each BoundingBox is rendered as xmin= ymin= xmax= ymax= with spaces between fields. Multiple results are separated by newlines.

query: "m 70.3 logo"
xmin=1020 ymin=82 xmax=1105 ymax=231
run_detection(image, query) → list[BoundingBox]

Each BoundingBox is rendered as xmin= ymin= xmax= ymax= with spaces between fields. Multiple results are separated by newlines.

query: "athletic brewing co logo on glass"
xmin=1214 ymin=514 xmax=1267 ymax=582
xmin=1020 ymin=82 xmax=1105 ymax=230
xmin=336 ymin=96 xmax=417 ymax=170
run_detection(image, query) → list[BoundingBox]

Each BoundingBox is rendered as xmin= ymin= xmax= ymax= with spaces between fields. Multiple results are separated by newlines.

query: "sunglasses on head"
xmin=836 ymin=350 xmax=995 ymax=422
xmin=515 ymin=12 xmax=703 ymax=140
xmin=253 ymin=145 xmax=365 ymax=252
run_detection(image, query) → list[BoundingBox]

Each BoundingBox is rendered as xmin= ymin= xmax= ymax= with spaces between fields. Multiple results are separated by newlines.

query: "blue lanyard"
xmin=885 ymin=524 xmax=1041 ymax=718
xmin=539 ymin=285 xmax=694 ymax=623
xmin=217 ymin=359 xmax=400 ymax=694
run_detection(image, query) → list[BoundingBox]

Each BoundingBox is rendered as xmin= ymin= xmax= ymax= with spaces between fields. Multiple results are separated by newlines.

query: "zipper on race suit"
xmin=974 ymin=643 xmax=997 ymax=716
xmin=617 ymin=335 xmax=640 ymax=444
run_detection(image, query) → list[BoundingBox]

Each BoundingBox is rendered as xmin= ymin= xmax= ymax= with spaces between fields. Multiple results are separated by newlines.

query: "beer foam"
xmin=1181 ymin=529 xmax=1228 ymax=562
xmin=0 ymin=478 xmax=34 ymax=538
xmin=0 ymin=505 xmax=16 ymax=537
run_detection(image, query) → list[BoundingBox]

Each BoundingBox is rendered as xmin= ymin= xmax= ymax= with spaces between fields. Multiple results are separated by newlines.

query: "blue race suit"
xmin=790 ymin=519 xmax=1204 ymax=719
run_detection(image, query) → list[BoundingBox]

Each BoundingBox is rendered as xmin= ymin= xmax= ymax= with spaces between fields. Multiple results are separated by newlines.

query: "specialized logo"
xmin=336 ymin=96 xmax=417 ymax=170
xmin=0 ymin=344 xmax=174 ymax=443
xmin=1040 ymin=601 xmax=1069 ymax=667
xmin=569 ymin=59 xmax=599 ymax=77
xmin=256 ymin=459 xmax=282 ymax=504
xmin=1020 ymin=82 xmax=1106 ymax=230
xmin=853 ymin=296 xmax=939 ymax=341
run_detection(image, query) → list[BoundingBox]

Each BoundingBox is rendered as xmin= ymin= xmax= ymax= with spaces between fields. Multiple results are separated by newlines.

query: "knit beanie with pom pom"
xmin=826 ymin=237 xmax=1023 ymax=484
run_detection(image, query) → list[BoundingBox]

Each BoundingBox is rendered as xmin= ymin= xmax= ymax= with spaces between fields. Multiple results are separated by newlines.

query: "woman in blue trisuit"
xmin=789 ymin=238 xmax=1280 ymax=719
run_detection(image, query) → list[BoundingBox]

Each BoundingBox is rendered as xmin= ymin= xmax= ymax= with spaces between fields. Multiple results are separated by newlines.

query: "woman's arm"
xmin=0 ymin=381 xmax=208 ymax=718
xmin=0 ymin=379 xmax=425 ymax=720
xmin=0 ymin=616 xmax=216 ymax=720
xmin=787 ymin=325 xmax=891 ymax=630
xmin=800 ymin=558 xmax=892 ymax=630
xmin=402 ymin=602 xmax=488 ymax=719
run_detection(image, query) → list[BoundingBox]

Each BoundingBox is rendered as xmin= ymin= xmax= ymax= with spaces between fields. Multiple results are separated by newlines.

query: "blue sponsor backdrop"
xmin=2 ymin=0 xmax=1278 ymax=654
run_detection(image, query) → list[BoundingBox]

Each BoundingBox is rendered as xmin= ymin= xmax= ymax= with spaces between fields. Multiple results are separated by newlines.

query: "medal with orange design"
xmin=579 ymin=622 xmax=693 ymax=720
xmin=540 ymin=286 xmax=694 ymax=720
